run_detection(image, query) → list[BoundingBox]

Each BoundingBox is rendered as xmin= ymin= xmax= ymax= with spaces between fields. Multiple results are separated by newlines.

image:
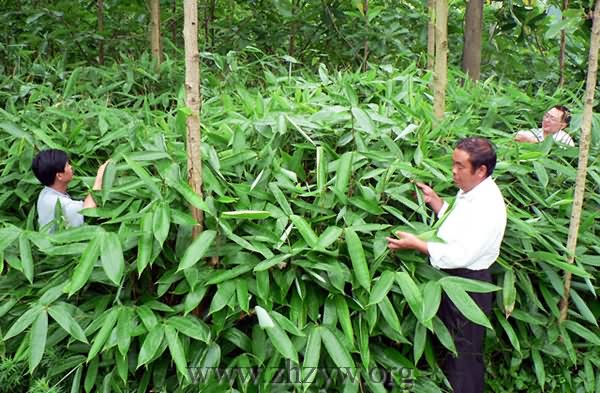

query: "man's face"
xmin=56 ymin=161 xmax=74 ymax=184
xmin=542 ymin=107 xmax=566 ymax=134
xmin=452 ymin=149 xmax=486 ymax=192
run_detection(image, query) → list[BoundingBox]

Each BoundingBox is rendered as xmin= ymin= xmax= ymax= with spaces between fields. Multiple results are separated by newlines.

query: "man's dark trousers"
xmin=439 ymin=268 xmax=493 ymax=393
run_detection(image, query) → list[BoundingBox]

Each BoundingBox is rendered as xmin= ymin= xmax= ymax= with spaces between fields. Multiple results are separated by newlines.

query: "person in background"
xmin=514 ymin=105 xmax=574 ymax=146
xmin=32 ymin=149 xmax=109 ymax=230
xmin=387 ymin=137 xmax=507 ymax=393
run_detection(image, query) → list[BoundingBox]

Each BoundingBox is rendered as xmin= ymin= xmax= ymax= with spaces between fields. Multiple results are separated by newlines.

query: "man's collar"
xmin=457 ymin=176 xmax=493 ymax=202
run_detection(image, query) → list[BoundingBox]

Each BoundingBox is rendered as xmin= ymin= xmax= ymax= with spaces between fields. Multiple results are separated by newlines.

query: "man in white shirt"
xmin=387 ymin=137 xmax=507 ymax=393
xmin=514 ymin=105 xmax=574 ymax=146
xmin=32 ymin=149 xmax=109 ymax=230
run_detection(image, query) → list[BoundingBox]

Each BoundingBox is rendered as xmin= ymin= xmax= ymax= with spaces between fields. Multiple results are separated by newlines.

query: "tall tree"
xmin=558 ymin=0 xmax=570 ymax=88
xmin=462 ymin=0 xmax=484 ymax=80
xmin=183 ymin=0 xmax=204 ymax=237
xmin=559 ymin=0 xmax=600 ymax=322
xmin=427 ymin=0 xmax=436 ymax=70
xmin=98 ymin=0 xmax=104 ymax=65
xmin=433 ymin=0 xmax=448 ymax=119
xmin=150 ymin=0 xmax=162 ymax=67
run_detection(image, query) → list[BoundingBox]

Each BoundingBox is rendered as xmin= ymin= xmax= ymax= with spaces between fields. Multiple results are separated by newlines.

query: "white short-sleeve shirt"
xmin=37 ymin=186 xmax=84 ymax=229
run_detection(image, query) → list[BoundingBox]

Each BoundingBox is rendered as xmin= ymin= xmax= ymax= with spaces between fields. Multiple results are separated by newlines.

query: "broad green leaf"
xmin=137 ymin=211 xmax=154 ymax=274
xmin=87 ymin=308 xmax=119 ymax=362
xmin=563 ymin=320 xmax=600 ymax=345
xmin=268 ymin=182 xmax=293 ymax=216
xmin=4 ymin=304 xmax=43 ymax=340
xmin=421 ymin=280 xmax=441 ymax=323
xmin=335 ymin=295 xmax=354 ymax=348
xmin=259 ymin=308 xmax=298 ymax=363
xmin=19 ymin=235 xmax=34 ymax=283
xmin=0 ymin=226 xmax=21 ymax=252
xmin=377 ymin=296 xmax=402 ymax=334
xmin=48 ymin=304 xmax=88 ymax=343
xmin=493 ymin=309 xmax=520 ymax=353
xmin=290 ymin=215 xmax=319 ymax=248
xmin=167 ymin=316 xmax=210 ymax=343
xmin=531 ymin=348 xmax=545 ymax=389
xmin=440 ymin=281 xmax=492 ymax=329
xmin=316 ymin=146 xmax=328 ymax=194
xmin=319 ymin=326 xmax=354 ymax=369
xmin=396 ymin=272 xmax=423 ymax=319
xmin=152 ymin=203 xmax=170 ymax=246
xmin=100 ymin=232 xmax=124 ymax=285
xmin=206 ymin=264 xmax=254 ymax=285
xmin=302 ymin=326 xmax=321 ymax=390
xmin=413 ymin=322 xmax=427 ymax=364
xmin=177 ymin=230 xmax=217 ymax=271
xmin=165 ymin=325 xmax=190 ymax=382
xmin=29 ymin=311 xmax=48 ymax=373
xmin=345 ymin=228 xmax=370 ymax=292
xmin=116 ymin=307 xmax=134 ymax=356
xmin=123 ymin=154 xmax=161 ymax=197
xmin=368 ymin=271 xmax=395 ymax=305
xmin=254 ymin=254 xmax=291 ymax=272
xmin=137 ymin=324 xmax=164 ymax=368
xmin=334 ymin=152 xmax=353 ymax=200
xmin=351 ymin=107 xmax=375 ymax=134
xmin=221 ymin=210 xmax=271 ymax=219
xmin=67 ymin=236 xmax=101 ymax=296
xmin=439 ymin=276 xmax=501 ymax=293
xmin=432 ymin=316 xmax=456 ymax=355
xmin=502 ymin=270 xmax=516 ymax=317
xmin=317 ymin=226 xmax=343 ymax=249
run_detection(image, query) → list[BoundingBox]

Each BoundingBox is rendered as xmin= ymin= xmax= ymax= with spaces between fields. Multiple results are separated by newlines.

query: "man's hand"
xmin=386 ymin=231 xmax=429 ymax=255
xmin=416 ymin=182 xmax=443 ymax=215
xmin=514 ymin=131 xmax=538 ymax=143
xmin=93 ymin=160 xmax=110 ymax=191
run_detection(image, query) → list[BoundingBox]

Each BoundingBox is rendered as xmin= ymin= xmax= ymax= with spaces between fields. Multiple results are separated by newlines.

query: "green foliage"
xmin=0 ymin=13 xmax=599 ymax=392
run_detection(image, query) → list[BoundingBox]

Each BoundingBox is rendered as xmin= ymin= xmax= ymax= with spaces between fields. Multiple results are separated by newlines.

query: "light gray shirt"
xmin=37 ymin=186 xmax=84 ymax=229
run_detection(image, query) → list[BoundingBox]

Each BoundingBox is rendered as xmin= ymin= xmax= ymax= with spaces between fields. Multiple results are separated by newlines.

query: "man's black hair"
xmin=456 ymin=137 xmax=496 ymax=177
xmin=553 ymin=104 xmax=571 ymax=127
xmin=31 ymin=149 xmax=69 ymax=186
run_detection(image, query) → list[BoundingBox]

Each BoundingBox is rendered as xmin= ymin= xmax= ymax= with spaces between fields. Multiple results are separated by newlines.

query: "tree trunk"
xmin=433 ymin=0 xmax=448 ymax=120
xmin=558 ymin=0 xmax=570 ymax=88
xmin=98 ymin=0 xmax=104 ymax=65
xmin=427 ymin=0 xmax=436 ymax=70
xmin=150 ymin=0 xmax=162 ymax=68
xmin=183 ymin=0 xmax=204 ymax=238
xmin=559 ymin=0 xmax=600 ymax=323
xmin=362 ymin=0 xmax=369 ymax=71
xmin=462 ymin=0 xmax=483 ymax=81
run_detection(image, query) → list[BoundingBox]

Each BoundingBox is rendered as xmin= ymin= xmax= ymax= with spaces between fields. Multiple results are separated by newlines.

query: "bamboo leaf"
xmin=421 ymin=280 xmax=441 ymax=323
xmin=221 ymin=210 xmax=271 ymax=219
xmin=531 ymin=348 xmax=545 ymax=389
xmin=177 ymin=230 xmax=217 ymax=271
xmin=291 ymin=215 xmax=319 ymax=248
xmin=302 ymin=326 xmax=321 ymax=390
xmin=167 ymin=316 xmax=210 ymax=343
xmin=137 ymin=324 xmax=164 ymax=368
xmin=440 ymin=281 xmax=492 ymax=329
xmin=396 ymin=272 xmax=423 ymax=320
xmin=152 ymin=203 xmax=170 ymax=246
xmin=100 ymin=232 xmax=124 ymax=286
xmin=29 ymin=310 xmax=48 ymax=373
xmin=335 ymin=295 xmax=354 ymax=348
xmin=87 ymin=308 xmax=119 ymax=362
xmin=334 ymin=152 xmax=353 ymax=200
xmin=502 ymin=270 xmax=516 ymax=318
xmin=345 ymin=228 xmax=370 ymax=292
xmin=165 ymin=325 xmax=190 ymax=382
xmin=48 ymin=304 xmax=88 ymax=344
xmin=137 ymin=211 xmax=154 ymax=274
xmin=19 ymin=234 xmax=34 ymax=284
xmin=67 ymin=235 xmax=101 ymax=296
xmin=319 ymin=326 xmax=355 ymax=369
xmin=4 ymin=304 xmax=42 ymax=340
xmin=368 ymin=271 xmax=395 ymax=305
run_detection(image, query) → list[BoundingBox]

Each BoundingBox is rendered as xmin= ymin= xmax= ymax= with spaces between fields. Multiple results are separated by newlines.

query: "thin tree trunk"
xmin=462 ymin=0 xmax=483 ymax=81
xmin=362 ymin=0 xmax=369 ymax=71
xmin=433 ymin=0 xmax=448 ymax=120
xmin=98 ymin=0 xmax=104 ymax=65
xmin=558 ymin=0 xmax=570 ymax=88
xmin=559 ymin=0 xmax=600 ymax=323
xmin=427 ymin=0 xmax=436 ymax=70
xmin=150 ymin=0 xmax=162 ymax=68
xmin=183 ymin=0 xmax=204 ymax=238
xmin=289 ymin=0 xmax=298 ymax=57
xmin=209 ymin=0 xmax=216 ymax=48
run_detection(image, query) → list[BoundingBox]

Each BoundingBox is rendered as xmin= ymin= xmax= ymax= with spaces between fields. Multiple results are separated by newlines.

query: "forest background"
xmin=1 ymin=0 xmax=600 ymax=392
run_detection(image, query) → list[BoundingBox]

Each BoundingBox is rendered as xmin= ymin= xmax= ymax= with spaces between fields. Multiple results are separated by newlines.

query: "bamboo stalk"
xmin=433 ymin=0 xmax=447 ymax=120
xmin=427 ymin=0 xmax=435 ymax=70
xmin=150 ymin=0 xmax=162 ymax=68
xmin=559 ymin=0 xmax=600 ymax=323
xmin=98 ymin=0 xmax=104 ymax=65
xmin=558 ymin=0 xmax=570 ymax=88
xmin=183 ymin=0 xmax=204 ymax=238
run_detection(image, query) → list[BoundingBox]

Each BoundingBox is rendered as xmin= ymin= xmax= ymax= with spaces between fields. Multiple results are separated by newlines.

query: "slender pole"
xmin=559 ymin=0 xmax=600 ymax=323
